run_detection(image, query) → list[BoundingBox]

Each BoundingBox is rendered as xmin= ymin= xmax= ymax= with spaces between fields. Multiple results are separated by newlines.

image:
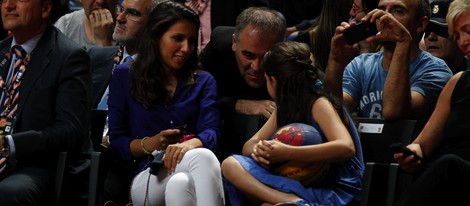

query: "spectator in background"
xmin=267 ymin=0 xmax=325 ymax=39
xmin=349 ymin=0 xmax=380 ymax=23
xmin=199 ymin=7 xmax=286 ymax=162
xmin=293 ymin=0 xmax=354 ymax=73
xmin=349 ymin=0 xmax=381 ymax=54
xmin=175 ymin=0 xmax=212 ymax=53
xmin=55 ymin=0 xmax=118 ymax=49
xmin=0 ymin=0 xmax=91 ymax=204
xmin=324 ymin=0 xmax=452 ymax=122
xmin=90 ymin=0 xmax=160 ymax=109
xmin=422 ymin=0 xmax=469 ymax=74
xmin=107 ymin=1 xmax=224 ymax=205
xmin=393 ymin=0 xmax=470 ymax=205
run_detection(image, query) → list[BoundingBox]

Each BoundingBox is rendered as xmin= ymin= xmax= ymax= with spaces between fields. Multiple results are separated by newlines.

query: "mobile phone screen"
xmin=343 ymin=22 xmax=378 ymax=45
xmin=174 ymin=124 xmax=187 ymax=135
xmin=168 ymin=124 xmax=187 ymax=142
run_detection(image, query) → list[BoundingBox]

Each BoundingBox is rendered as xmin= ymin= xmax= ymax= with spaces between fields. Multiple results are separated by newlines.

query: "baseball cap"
xmin=429 ymin=0 xmax=452 ymax=27
xmin=426 ymin=0 xmax=452 ymax=38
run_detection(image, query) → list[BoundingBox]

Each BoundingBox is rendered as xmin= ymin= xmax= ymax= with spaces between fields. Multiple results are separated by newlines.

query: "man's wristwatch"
xmin=0 ymin=135 xmax=10 ymax=158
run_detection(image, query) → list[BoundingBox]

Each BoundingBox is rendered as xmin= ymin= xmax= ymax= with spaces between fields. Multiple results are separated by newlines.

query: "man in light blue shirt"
xmin=325 ymin=0 xmax=452 ymax=121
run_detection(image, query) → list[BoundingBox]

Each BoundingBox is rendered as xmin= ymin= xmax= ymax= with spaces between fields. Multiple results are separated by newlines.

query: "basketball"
xmin=269 ymin=123 xmax=330 ymax=186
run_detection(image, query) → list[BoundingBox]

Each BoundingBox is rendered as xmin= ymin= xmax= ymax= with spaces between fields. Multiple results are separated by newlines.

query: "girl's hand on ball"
xmin=251 ymin=140 xmax=273 ymax=167
xmin=265 ymin=139 xmax=290 ymax=163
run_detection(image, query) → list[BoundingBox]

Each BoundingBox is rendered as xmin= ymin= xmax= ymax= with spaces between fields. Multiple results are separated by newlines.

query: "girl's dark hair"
xmin=263 ymin=41 xmax=345 ymax=127
xmin=130 ymin=0 xmax=200 ymax=108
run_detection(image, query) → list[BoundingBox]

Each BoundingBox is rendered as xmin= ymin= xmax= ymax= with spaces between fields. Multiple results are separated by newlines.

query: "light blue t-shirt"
xmin=343 ymin=50 xmax=452 ymax=118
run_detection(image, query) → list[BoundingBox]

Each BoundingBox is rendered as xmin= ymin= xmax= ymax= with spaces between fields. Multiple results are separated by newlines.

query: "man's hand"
xmin=330 ymin=22 xmax=362 ymax=65
xmin=235 ymin=100 xmax=276 ymax=119
xmin=363 ymin=9 xmax=412 ymax=44
xmin=89 ymin=9 xmax=115 ymax=46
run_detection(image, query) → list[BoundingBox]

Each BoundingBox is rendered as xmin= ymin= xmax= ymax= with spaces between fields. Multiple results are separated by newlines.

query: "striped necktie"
xmin=1 ymin=45 xmax=29 ymax=119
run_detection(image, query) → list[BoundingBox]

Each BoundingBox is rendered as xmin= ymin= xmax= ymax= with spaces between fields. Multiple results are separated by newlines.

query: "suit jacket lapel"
xmin=16 ymin=27 xmax=54 ymax=118
xmin=90 ymin=46 xmax=118 ymax=107
xmin=0 ymin=37 xmax=13 ymax=79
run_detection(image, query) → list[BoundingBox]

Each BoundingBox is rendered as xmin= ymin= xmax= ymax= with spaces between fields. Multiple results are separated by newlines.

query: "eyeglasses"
xmin=115 ymin=4 xmax=145 ymax=21
xmin=351 ymin=2 xmax=365 ymax=15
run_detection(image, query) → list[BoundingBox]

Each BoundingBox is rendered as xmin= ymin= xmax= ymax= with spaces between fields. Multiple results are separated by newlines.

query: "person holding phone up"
xmin=324 ymin=0 xmax=452 ymax=125
xmin=393 ymin=0 xmax=470 ymax=205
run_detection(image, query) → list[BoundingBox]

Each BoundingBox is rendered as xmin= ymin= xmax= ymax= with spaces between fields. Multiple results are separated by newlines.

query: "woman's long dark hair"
xmin=263 ymin=41 xmax=345 ymax=128
xmin=130 ymin=0 xmax=200 ymax=108
xmin=309 ymin=0 xmax=353 ymax=72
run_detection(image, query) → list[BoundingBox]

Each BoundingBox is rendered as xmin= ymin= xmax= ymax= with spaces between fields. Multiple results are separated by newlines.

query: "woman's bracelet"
xmin=141 ymin=137 xmax=151 ymax=155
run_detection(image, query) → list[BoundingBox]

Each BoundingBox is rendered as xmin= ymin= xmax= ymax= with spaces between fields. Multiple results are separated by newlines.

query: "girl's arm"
xmin=266 ymin=97 xmax=355 ymax=163
xmin=242 ymin=110 xmax=278 ymax=156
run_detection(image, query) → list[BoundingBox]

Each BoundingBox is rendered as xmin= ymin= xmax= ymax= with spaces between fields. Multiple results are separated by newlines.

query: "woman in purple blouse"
xmin=107 ymin=1 xmax=224 ymax=205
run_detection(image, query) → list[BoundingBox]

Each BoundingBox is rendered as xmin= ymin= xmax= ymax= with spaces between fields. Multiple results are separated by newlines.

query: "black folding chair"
xmin=353 ymin=118 xmax=417 ymax=206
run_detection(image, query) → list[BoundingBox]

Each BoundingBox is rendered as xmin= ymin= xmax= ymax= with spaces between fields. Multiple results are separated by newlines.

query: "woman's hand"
xmin=163 ymin=143 xmax=195 ymax=173
xmin=393 ymin=143 xmax=424 ymax=173
xmin=151 ymin=129 xmax=184 ymax=151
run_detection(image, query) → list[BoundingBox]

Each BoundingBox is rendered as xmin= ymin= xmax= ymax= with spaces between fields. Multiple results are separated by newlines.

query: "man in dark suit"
xmin=0 ymin=0 xmax=91 ymax=204
xmin=88 ymin=46 xmax=119 ymax=108
xmin=199 ymin=7 xmax=286 ymax=161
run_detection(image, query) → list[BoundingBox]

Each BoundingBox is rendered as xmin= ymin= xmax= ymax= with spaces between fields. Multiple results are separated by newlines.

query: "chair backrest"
xmin=54 ymin=151 xmax=68 ymax=206
xmin=353 ymin=118 xmax=418 ymax=206
xmin=353 ymin=117 xmax=417 ymax=164
xmin=90 ymin=109 xmax=108 ymax=152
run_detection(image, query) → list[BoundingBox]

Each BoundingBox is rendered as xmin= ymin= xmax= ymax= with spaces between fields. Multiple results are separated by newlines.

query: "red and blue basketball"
xmin=269 ymin=123 xmax=330 ymax=186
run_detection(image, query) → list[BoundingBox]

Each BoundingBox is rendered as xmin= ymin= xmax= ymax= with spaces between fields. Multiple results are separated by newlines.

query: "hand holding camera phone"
xmin=168 ymin=124 xmax=187 ymax=143
xmin=343 ymin=22 xmax=378 ymax=45
xmin=389 ymin=142 xmax=423 ymax=161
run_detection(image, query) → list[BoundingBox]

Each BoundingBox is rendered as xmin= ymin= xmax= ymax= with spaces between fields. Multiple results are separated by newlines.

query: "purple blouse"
xmin=108 ymin=64 xmax=220 ymax=172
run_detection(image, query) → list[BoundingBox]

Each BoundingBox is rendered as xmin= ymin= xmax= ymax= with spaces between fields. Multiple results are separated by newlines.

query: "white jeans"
xmin=131 ymin=148 xmax=225 ymax=206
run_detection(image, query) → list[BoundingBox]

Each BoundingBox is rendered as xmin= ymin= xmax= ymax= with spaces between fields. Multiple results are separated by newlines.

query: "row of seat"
xmin=354 ymin=117 xmax=419 ymax=206
xmin=54 ymin=113 xmax=419 ymax=206
xmin=54 ymin=109 xmax=108 ymax=206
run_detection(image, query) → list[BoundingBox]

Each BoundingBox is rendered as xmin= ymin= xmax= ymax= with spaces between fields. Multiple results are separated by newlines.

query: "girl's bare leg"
xmin=221 ymin=157 xmax=303 ymax=205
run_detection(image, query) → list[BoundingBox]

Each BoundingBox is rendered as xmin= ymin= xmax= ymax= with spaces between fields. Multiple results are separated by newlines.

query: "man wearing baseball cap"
xmin=423 ymin=0 xmax=469 ymax=74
